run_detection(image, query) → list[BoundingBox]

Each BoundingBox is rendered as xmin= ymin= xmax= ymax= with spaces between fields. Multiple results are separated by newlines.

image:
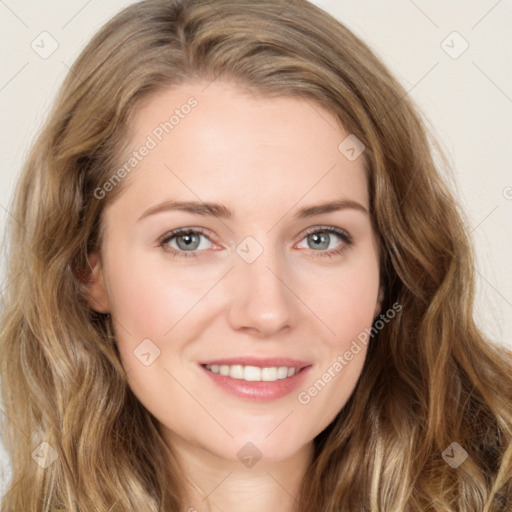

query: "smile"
xmin=199 ymin=362 xmax=312 ymax=401
xmin=204 ymin=364 xmax=298 ymax=382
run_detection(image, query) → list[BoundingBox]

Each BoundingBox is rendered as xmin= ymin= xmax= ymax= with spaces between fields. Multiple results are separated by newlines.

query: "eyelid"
xmin=158 ymin=225 xmax=351 ymax=243
xmin=298 ymin=225 xmax=352 ymax=243
xmin=157 ymin=226 xmax=217 ymax=248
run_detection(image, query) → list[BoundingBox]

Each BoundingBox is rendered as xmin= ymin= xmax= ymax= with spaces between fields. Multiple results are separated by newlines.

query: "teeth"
xmin=205 ymin=364 xmax=299 ymax=381
xmin=230 ymin=365 xmax=244 ymax=379
xmin=278 ymin=367 xmax=289 ymax=379
xmin=244 ymin=366 xmax=260 ymax=381
xmin=262 ymin=367 xmax=278 ymax=380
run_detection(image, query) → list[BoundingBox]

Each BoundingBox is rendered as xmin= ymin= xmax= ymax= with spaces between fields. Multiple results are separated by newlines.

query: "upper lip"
xmin=199 ymin=356 xmax=312 ymax=369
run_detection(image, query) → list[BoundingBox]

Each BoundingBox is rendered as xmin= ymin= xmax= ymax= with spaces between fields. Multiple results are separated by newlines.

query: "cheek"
xmin=301 ymin=255 xmax=380 ymax=345
xmin=105 ymin=248 xmax=220 ymax=339
xmin=293 ymin=255 xmax=379 ymax=424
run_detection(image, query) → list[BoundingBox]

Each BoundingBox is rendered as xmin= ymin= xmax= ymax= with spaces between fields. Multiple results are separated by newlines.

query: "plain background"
xmin=1 ymin=0 xmax=511 ymax=497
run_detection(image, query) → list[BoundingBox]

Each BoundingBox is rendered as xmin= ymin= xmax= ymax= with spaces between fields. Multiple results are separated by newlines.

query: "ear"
xmin=373 ymin=286 xmax=384 ymax=319
xmin=83 ymin=250 xmax=111 ymax=314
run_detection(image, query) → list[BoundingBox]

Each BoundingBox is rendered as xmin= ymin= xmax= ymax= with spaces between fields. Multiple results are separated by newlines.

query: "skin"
xmin=86 ymin=80 xmax=383 ymax=512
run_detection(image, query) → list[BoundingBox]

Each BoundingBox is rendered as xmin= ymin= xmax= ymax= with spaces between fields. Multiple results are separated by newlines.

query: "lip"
xmin=198 ymin=359 xmax=313 ymax=402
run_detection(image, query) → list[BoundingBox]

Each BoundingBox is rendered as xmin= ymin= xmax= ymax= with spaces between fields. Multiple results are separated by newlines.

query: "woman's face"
xmin=86 ymin=80 xmax=382 ymax=465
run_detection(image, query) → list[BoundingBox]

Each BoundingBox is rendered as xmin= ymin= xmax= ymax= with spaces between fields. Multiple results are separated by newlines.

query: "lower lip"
xmin=199 ymin=364 xmax=312 ymax=402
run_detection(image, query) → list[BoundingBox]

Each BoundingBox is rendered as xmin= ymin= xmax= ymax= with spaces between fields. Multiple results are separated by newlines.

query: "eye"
xmin=158 ymin=226 xmax=353 ymax=260
xmin=158 ymin=228 xmax=214 ymax=258
xmin=296 ymin=226 xmax=353 ymax=259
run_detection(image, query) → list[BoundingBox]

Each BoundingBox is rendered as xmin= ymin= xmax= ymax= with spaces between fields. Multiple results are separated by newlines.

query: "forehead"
xmin=107 ymin=80 xmax=369 ymax=219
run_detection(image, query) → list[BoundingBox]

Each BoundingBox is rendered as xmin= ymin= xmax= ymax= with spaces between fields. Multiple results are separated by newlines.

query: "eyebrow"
xmin=137 ymin=198 xmax=368 ymax=222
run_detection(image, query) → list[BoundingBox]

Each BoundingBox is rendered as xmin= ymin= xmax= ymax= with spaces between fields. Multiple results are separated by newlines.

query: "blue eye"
xmin=158 ymin=228 xmax=213 ymax=258
xmin=297 ymin=226 xmax=353 ymax=258
xmin=158 ymin=226 xmax=353 ymax=259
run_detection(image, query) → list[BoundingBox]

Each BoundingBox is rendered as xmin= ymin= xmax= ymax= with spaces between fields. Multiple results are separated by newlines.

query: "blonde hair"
xmin=1 ymin=0 xmax=511 ymax=510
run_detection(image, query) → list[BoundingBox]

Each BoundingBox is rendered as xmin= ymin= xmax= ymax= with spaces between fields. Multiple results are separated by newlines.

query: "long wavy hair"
xmin=1 ymin=0 xmax=511 ymax=510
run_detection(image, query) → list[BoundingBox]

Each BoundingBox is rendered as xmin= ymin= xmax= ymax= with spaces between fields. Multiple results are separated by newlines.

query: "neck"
xmin=167 ymin=434 xmax=315 ymax=512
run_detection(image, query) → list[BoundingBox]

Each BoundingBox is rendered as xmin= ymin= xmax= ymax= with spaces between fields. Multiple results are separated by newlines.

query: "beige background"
xmin=1 ymin=0 xmax=511 ymax=494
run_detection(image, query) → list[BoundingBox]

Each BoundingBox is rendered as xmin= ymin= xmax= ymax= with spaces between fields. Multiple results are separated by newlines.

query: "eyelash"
xmin=157 ymin=226 xmax=353 ymax=260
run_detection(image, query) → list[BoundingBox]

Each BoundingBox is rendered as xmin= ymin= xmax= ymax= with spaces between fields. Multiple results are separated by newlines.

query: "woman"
xmin=1 ymin=0 xmax=510 ymax=510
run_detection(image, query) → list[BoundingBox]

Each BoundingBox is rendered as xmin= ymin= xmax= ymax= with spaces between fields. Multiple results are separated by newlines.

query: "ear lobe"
xmin=83 ymin=250 xmax=111 ymax=313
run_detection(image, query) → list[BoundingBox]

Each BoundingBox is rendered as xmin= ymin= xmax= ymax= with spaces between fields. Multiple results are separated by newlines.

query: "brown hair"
xmin=1 ymin=0 xmax=511 ymax=510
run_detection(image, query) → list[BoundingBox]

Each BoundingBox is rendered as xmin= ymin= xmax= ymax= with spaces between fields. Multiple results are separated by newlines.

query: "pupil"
xmin=179 ymin=233 xmax=198 ymax=249
xmin=310 ymin=233 xmax=328 ymax=250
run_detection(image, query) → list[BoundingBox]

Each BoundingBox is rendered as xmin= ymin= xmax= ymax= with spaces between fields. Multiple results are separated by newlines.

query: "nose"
xmin=226 ymin=242 xmax=299 ymax=338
